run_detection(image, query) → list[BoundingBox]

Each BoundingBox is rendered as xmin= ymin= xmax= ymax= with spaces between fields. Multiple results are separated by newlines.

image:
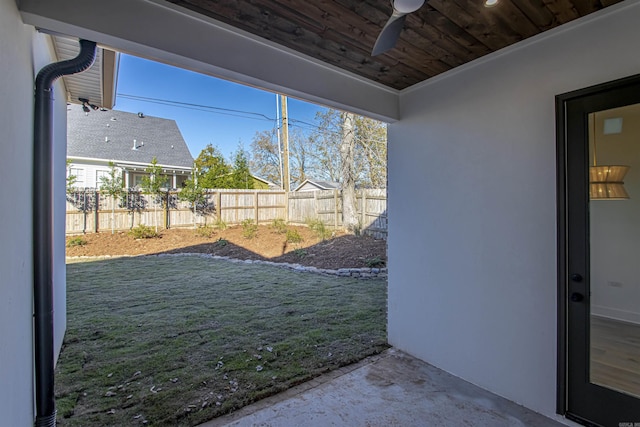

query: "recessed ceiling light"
xmin=485 ymin=0 xmax=499 ymax=7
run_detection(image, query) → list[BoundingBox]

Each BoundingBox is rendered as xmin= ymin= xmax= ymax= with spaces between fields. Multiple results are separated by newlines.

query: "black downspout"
xmin=33 ymin=39 xmax=96 ymax=427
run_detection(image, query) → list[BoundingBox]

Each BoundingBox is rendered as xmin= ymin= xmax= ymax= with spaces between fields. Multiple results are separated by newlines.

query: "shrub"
xmin=214 ymin=219 xmax=227 ymax=230
xmin=196 ymin=225 xmax=215 ymax=238
xmin=271 ymin=218 xmax=287 ymax=234
xmin=286 ymin=228 xmax=303 ymax=244
xmin=306 ymin=218 xmax=332 ymax=241
xmin=365 ymin=257 xmax=386 ymax=268
xmin=353 ymin=221 xmax=363 ymax=237
xmin=215 ymin=238 xmax=228 ymax=247
xmin=67 ymin=236 xmax=87 ymax=247
xmin=293 ymin=248 xmax=307 ymax=258
xmin=241 ymin=219 xmax=258 ymax=239
xmin=129 ymin=224 xmax=160 ymax=239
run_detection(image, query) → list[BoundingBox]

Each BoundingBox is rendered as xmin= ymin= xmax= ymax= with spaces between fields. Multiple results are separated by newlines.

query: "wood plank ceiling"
xmin=168 ymin=0 xmax=623 ymax=91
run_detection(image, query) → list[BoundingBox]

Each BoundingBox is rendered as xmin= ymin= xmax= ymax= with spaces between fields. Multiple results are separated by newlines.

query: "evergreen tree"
xmin=230 ymin=147 xmax=254 ymax=189
xmin=194 ymin=144 xmax=232 ymax=188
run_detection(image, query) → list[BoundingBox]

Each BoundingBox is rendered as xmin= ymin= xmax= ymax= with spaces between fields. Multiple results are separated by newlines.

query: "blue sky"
xmin=114 ymin=54 xmax=328 ymax=160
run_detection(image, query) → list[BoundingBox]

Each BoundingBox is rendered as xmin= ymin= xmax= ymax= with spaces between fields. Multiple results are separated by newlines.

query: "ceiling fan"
xmin=371 ymin=0 xmax=425 ymax=56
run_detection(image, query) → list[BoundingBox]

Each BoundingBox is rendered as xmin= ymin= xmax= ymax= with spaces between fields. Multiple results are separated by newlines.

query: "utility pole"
xmin=280 ymin=94 xmax=290 ymax=192
xmin=275 ymin=95 xmax=284 ymax=188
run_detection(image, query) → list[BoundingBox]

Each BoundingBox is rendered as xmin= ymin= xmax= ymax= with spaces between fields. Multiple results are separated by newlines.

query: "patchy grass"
xmin=240 ymin=219 xmax=258 ymax=239
xmin=285 ymin=228 xmax=303 ymax=244
xmin=58 ymin=256 xmax=387 ymax=426
xmin=270 ymin=218 xmax=287 ymax=234
xmin=365 ymin=257 xmax=386 ymax=268
xmin=195 ymin=225 xmax=215 ymax=238
xmin=129 ymin=224 xmax=160 ymax=239
xmin=305 ymin=218 xmax=332 ymax=241
xmin=66 ymin=236 xmax=87 ymax=247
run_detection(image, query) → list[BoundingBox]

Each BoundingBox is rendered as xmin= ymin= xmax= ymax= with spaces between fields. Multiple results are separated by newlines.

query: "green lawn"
xmin=57 ymin=255 xmax=388 ymax=426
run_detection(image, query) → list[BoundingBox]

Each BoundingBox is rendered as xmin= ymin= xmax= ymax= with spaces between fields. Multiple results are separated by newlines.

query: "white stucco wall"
xmin=389 ymin=2 xmax=640 ymax=420
xmin=0 ymin=1 xmax=69 ymax=424
xmin=0 ymin=0 xmax=37 ymax=424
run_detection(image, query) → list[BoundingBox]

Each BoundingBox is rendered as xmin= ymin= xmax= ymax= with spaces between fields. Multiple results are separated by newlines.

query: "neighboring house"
xmin=251 ymin=175 xmax=279 ymax=190
xmin=67 ymin=104 xmax=193 ymax=189
xmin=4 ymin=1 xmax=640 ymax=426
xmin=293 ymin=179 xmax=340 ymax=192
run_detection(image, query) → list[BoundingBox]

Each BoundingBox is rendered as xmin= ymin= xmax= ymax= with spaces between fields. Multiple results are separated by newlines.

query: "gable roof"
xmin=252 ymin=175 xmax=277 ymax=186
xmin=67 ymin=104 xmax=193 ymax=168
xmin=294 ymin=179 xmax=341 ymax=191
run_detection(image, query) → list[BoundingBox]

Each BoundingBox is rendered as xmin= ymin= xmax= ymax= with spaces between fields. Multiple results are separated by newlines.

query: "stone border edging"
xmin=66 ymin=252 xmax=388 ymax=279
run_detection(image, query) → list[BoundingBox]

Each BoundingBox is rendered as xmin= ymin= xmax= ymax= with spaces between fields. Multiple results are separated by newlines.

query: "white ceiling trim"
xmin=51 ymin=34 xmax=119 ymax=109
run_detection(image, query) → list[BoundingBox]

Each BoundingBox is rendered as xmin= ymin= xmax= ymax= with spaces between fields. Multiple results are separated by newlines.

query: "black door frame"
xmin=556 ymin=73 xmax=640 ymax=425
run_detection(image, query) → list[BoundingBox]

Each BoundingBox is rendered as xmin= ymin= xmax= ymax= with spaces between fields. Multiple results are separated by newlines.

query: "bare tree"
xmin=250 ymin=130 xmax=281 ymax=186
xmin=249 ymin=108 xmax=387 ymax=197
xmin=355 ymin=116 xmax=387 ymax=188
xmin=289 ymin=128 xmax=315 ymax=187
xmin=308 ymin=110 xmax=342 ymax=183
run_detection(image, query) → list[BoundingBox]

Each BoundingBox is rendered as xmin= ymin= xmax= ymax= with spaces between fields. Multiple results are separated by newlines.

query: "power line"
xmin=117 ymin=93 xmax=387 ymax=145
xmin=117 ymin=93 xmax=276 ymax=122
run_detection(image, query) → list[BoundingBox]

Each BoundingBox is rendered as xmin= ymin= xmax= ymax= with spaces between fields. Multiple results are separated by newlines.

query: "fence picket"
xmin=66 ymin=188 xmax=387 ymax=238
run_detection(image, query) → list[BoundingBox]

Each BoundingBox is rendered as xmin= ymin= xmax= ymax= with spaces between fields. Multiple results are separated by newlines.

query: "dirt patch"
xmin=66 ymin=225 xmax=387 ymax=270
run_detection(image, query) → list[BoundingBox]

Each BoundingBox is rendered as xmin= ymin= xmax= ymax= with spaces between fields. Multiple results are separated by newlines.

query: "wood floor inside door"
xmin=590 ymin=316 xmax=640 ymax=398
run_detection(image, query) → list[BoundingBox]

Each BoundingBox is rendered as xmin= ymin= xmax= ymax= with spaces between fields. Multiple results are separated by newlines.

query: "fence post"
xmin=216 ymin=191 xmax=222 ymax=223
xmin=94 ymin=189 xmax=99 ymax=233
xmin=82 ymin=189 xmax=87 ymax=234
xmin=285 ymin=191 xmax=289 ymax=223
xmin=313 ymin=190 xmax=318 ymax=218
xmin=334 ymin=189 xmax=339 ymax=230
xmin=254 ymin=191 xmax=259 ymax=224
xmin=165 ymin=191 xmax=170 ymax=229
xmin=361 ymin=190 xmax=366 ymax=230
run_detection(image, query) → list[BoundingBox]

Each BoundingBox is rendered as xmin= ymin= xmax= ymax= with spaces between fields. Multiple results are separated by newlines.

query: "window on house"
xmin=132 ymin=173 xmax=145 ymax=189
xmin=176 ymin=175 xmax=188 ymax=188
xmin=69 ymin=168 xmax=85 ymax=187
xmin=96 ymin=170 xmax=109 ymax=187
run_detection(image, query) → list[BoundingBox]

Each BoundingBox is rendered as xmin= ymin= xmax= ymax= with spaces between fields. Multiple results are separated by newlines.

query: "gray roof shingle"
xmin=67 ymin=104 xmax=193 ymax=168
xmin=312 ymin=180 xmax=340 ymax=189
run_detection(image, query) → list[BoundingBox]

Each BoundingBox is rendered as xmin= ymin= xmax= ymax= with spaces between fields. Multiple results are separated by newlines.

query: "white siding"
xmin=67 ymin=159 xmax=113 ymax=188
xmin=389 ymin=2 xmax=640 ymax=421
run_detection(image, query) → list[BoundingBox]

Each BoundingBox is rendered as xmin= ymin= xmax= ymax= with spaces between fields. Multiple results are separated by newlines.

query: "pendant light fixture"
xmin=589 ymin=112 xmax=630 ymax=200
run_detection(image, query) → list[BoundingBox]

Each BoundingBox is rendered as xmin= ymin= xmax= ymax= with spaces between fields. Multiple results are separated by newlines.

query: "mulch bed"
xmin=66 ymin=225 xmax=387 ymax=270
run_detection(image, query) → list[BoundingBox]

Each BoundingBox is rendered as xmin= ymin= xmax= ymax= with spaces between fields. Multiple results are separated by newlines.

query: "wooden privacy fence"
xmin=66 ymin=188 xmax=387 ymax=238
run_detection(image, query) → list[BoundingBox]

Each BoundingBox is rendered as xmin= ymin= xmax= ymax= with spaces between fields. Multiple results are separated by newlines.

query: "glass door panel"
xmin=588 ymin=105 xmax=640 ymax=399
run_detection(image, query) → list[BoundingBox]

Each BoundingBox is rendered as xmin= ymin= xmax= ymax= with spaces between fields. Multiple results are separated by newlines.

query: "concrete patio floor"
xmin=200 ymin=348 xmax=566 ymax=427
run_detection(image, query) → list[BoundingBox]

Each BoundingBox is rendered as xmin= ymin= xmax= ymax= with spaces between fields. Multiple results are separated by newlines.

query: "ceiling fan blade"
xmin=371 ymin=13 xmax=407 ymax=56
